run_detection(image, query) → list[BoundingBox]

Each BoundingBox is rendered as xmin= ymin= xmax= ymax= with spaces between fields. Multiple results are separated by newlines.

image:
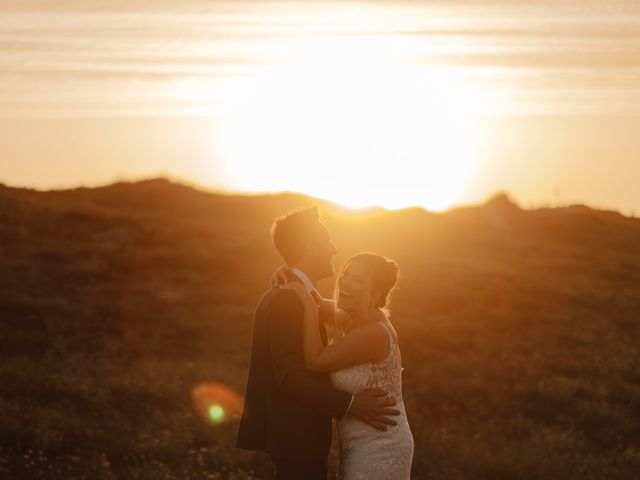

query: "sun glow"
xmin=214 ymin=33 xmax=489 ymax=211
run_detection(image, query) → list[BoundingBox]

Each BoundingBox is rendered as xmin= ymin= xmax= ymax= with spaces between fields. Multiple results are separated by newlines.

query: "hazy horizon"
xmin=3 ymin=173 xmax=637 ymax=218
xmin=1 ymin=0 xmax=639 ymax=214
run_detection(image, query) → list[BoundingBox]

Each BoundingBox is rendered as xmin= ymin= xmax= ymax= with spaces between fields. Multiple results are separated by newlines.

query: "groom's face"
xmin=307 ymin=223 xmax=337 ymax=280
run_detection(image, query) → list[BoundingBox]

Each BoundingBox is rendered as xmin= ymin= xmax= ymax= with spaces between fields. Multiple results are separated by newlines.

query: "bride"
xmin=282 ymin=252 xmax=414 ymax=479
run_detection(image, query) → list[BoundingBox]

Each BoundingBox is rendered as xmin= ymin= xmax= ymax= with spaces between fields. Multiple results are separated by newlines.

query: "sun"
xmin=213 ymin=35 xmax=487 ymax=211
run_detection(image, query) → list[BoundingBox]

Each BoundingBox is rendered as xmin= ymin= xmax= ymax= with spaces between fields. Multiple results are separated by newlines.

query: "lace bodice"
xmin=329 ymin=319 xmax=414 ymax=480
xmin=330 ymin=319 xmax=403 ymax=400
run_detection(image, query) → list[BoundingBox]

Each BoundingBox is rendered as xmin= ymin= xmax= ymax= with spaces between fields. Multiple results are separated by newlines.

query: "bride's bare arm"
xmin=284 ymin=284 xmax=389 ymax=373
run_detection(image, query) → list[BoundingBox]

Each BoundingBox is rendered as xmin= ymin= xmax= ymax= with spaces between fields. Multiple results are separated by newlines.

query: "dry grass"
xmin=1 ymin=178 xmax=639 ymax=479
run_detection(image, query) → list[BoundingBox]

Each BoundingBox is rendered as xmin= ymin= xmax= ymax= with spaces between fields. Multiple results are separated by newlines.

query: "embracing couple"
xmin=236 ymin=207 xmax=414 ymax=479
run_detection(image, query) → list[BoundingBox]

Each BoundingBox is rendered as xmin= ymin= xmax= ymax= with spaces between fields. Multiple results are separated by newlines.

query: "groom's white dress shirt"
xmin=290 ymin=267 xmax=315 ymax=293
xmin=289 ymin=267 xmax=355 ymax=417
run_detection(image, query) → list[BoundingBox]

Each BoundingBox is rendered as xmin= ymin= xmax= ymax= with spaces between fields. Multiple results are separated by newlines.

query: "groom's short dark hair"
xmin=271 ymin=206 xmax=322 ymax=265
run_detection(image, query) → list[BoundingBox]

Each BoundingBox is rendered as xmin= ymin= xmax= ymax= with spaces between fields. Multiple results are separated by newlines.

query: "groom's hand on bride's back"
xmin=349 ymin=389 xmax=400 ymax=431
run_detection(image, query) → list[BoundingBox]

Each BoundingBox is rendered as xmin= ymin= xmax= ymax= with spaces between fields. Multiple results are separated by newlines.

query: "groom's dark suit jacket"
xmin=236 ymin=275 xmax=352 ymax=459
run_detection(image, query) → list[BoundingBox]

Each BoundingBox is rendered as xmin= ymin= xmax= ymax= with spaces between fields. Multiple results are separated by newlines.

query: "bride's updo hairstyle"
xmin=338 ymin=252 xmax=399 ymax=314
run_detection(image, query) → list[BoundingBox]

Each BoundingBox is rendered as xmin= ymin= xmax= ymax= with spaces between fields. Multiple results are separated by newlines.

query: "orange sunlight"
xmin=212 ymin=26 xmax=492 ymax=211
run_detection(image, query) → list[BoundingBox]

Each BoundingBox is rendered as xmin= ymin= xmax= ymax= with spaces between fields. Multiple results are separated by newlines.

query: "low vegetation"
xmin=1 ymin=178 xmax=639 ymax=479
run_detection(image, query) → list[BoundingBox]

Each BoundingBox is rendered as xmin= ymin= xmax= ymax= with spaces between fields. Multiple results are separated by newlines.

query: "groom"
xmin=236 ymin=207 xmax=399 ymax=479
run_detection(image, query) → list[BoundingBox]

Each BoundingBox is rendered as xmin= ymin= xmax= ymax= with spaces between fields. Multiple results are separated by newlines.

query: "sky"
xmin=1 ymin=0 xmax=639 ymax=213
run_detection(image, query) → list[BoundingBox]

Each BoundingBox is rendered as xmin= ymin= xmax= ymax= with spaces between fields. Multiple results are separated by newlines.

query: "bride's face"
xmin=337 ymin=260 xmax=374 ymax=316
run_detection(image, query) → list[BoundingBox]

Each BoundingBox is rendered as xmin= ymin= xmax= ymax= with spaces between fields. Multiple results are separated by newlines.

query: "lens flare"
xmin=208 ymin=405 xmax=225 ymax=424
xmin=191 ymin=382 xmax=243 ymax=426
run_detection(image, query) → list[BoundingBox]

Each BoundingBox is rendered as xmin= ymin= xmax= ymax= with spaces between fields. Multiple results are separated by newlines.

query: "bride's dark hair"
xmin=337 ymin=252 xmax=399 ymax=313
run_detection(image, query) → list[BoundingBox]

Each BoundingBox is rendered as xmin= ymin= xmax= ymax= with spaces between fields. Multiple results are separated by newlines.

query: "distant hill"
xmin=1 ymin=178 xmax=639 ymax=479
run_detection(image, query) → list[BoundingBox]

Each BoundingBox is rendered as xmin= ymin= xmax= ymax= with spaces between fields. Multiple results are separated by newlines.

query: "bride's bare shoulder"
xmin=347 ymin=321 xmax=390 ymax=361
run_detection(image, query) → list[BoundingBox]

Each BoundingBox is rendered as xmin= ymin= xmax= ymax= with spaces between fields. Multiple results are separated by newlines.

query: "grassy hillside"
xmin=1 ymin=178 xmax=639 ymax=479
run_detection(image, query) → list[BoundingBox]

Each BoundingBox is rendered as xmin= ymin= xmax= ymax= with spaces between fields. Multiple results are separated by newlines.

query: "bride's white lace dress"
xmin=330 ymin=319 xmax=414 ymax=479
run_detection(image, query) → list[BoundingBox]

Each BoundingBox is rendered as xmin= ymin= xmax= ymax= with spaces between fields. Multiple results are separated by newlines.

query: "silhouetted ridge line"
xmin=483 ymin=191 xmax=521 ymax=211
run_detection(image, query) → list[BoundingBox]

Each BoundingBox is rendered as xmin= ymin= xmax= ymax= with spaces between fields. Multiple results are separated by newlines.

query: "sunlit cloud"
xmin=1 ymin=1 xmax=639 ymax=118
